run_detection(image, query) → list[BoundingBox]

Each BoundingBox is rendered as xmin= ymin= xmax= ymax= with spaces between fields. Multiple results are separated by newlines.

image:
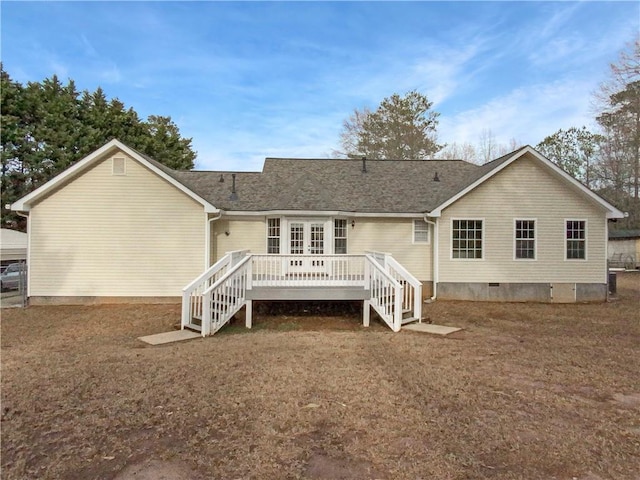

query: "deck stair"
xmin=182 ymin=250 xmax=422 ymax=336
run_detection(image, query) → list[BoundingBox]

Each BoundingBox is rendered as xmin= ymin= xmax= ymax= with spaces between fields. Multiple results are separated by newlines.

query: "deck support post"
xmin=245 ymin=300 xmax=252 ymax=329
xmin=363 ymin=300 xmax=370 ymax=327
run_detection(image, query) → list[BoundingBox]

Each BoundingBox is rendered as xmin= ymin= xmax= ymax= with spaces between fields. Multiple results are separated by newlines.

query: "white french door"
xmin=287 ymin=219 xmax=328 ymax=274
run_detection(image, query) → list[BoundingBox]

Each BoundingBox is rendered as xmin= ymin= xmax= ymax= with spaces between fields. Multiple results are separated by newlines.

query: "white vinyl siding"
xmin=514 ymin=219 xmax=536 ymax=260
xmin=438 ymin=154 xmax=607 ymax=283
xmin=212 ymin=217 xmax=266 ymax=259
xmin=211 ymin=216 xmax=432 ymax=281
xmin=29 ymin=152 xmax=205 ymax=297
xmin=349 ymin=217 xmax=432 ymax=280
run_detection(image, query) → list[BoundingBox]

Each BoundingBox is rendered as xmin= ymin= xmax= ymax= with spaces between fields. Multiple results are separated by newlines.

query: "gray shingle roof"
xmin=155 ymin=149 xmax=527 ymax=214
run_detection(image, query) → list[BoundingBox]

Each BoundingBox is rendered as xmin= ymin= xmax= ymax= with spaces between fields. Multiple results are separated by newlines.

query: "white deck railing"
xmin=182 ymin=250 xmax=422 ymax=335
xmin=251 ymin=254 xmax=365 ymax=287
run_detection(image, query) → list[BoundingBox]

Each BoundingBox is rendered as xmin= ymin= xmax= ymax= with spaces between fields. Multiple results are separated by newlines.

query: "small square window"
xmin=413 ymin=220 xmax=429 ymax=243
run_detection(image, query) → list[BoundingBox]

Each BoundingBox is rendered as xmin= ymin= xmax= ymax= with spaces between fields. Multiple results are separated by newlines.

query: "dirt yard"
xmin=2 ymin=274 xmax=639 ymax=480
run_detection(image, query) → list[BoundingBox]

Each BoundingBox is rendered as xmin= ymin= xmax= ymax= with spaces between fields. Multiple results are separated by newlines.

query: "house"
xmin=11 ymin=140 xmax=624 ymax=334
xmin=608 ymin=229 xmax=640 ymax=269
xmin=0 ymin=228 xmax=27 ymax=266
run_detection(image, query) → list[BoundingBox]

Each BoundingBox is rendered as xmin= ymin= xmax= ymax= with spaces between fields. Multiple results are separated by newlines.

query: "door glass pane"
xmin=290 ymin=223 xmax=304 ymax=254
xmin=310 ymin=223 xmax=324 ymax=254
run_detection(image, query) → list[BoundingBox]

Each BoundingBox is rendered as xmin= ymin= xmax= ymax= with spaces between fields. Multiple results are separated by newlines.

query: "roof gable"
xmin=11 ymin=140 xmax=219 ymax=213
xmin=429 ymin=146 xmax=625 ymax=219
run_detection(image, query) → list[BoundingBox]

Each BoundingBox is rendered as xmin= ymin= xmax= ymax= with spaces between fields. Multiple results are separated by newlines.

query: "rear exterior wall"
xmin=29 ymin=152 xmax=206 ymax=300
xmin=211 ymin=216 xmax=432 ymax=282
xmin=437 ymin=154 xmax=608 ymax=302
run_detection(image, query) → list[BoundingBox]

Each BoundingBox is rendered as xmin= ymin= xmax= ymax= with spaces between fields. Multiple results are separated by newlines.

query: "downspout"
xmin=423 ymin=215 xmax=438 ymax=301
xmin=205 ymin=211 xmax=222 ymax=268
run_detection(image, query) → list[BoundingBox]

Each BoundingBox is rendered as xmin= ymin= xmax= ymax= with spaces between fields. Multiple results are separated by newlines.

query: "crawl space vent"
xmin=112 ymin=157 xmax=126 ymax=175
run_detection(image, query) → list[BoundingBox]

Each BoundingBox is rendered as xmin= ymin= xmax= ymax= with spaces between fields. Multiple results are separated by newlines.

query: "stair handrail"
xmin=181 ymin=249 xmax=250 ymax=330
xmin=365 ymin=254 xmax=403 ymax=332
xmin=201 ymin=254 xmax=253 ymax=335
xmin=384 ymin=255 xmax=422 ymax=322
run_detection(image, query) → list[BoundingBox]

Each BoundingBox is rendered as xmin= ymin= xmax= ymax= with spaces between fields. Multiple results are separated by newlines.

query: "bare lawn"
xmin=2 ymin=274 xmax=639 ymax=479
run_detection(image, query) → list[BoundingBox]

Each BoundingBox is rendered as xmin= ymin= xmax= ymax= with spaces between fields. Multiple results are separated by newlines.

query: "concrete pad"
xmin=138 ymin=330 xmax=201 ymax=345
xmin=403 ymin=323 xmax=462 ymax=335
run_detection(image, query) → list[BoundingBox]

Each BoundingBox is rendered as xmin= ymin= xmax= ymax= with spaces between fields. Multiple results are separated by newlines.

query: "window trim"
xmin=412 ymin=219 xmax=430 ymax=244
xmin=450 ymin=218 xmax=485 ymax=261
xmin=513 ymin=218 xmax=537 ymax=261
xmin=564 ymin=219 xmax=587 ymax=261
xmin=333 ymin=218 xmax=348 ymax=254
xmin=266 ymin=217 xmax=281 ymax=254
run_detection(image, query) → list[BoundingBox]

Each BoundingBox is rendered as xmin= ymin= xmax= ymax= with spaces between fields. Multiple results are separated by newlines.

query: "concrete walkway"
xmin=403 ymin=323 xmax=462 ymax=335
xmin=138 ymin=330 xmax=201 ymax=345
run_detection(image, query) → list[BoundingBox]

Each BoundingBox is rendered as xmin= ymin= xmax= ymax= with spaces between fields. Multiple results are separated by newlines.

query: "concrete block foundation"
xmin=436 ymin=282 xmax=607 ymax=303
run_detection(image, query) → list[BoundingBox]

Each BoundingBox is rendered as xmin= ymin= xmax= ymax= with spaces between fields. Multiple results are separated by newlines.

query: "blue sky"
xmin=2 ymin=1 xmax=638 ymax=171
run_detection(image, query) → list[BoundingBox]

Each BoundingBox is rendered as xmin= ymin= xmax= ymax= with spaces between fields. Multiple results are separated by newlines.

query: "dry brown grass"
xmin=1 ymin=273 xmax=639 ymax=480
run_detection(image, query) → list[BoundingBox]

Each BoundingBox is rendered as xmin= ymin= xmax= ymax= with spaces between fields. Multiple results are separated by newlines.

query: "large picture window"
xmin=452 ymin=219 xmax=483 ymax=259
xmin=334 ymin=219 xmax=347 ymax=254
xmin=515 ymin=219 xmax=536 ymax=260
xmin=566 ymin=220 xmax=586 ymax=260
xmin=267 ymin=218 xmax=280 ymax=254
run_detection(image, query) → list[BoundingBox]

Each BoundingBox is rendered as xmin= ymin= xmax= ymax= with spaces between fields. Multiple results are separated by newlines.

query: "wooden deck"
xmin=182 ymin=251 xmax=422 ymax=335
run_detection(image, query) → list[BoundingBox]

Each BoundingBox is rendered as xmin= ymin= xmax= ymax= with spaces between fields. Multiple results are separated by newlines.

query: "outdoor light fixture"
xmin=351 ymin=220 xmax=355 ymax=228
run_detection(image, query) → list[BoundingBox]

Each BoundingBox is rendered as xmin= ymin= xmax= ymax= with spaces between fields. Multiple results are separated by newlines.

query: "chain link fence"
xmin=0 ymin=260 xmax=27 ymax=307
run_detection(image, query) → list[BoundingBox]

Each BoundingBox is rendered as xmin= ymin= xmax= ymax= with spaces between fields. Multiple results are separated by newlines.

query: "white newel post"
xmin=202 ymin=290 xmax=212 ymax=336
xmin=393 ymin=286 xmax=403 ymax=332
xmin=414 ymin=283 xmax=422 ymax=323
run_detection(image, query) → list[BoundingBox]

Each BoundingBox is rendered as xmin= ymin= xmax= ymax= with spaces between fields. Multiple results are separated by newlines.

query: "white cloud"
xmin=439 ymin=78 xmax=597 ymax=149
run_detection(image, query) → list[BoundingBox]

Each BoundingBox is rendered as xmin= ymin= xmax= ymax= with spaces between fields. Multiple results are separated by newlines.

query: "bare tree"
xmin=595 ymin=36 xmax=640 ymax=200
xmin=332 ymin=107 xmax=371 ymax=158
xmin=435 ymin=142 xmax=479 ymax=163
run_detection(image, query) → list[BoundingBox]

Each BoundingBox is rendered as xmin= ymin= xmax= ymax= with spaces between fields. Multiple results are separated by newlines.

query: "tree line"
xmin=1 ymin=66 xmax=197 ymax=228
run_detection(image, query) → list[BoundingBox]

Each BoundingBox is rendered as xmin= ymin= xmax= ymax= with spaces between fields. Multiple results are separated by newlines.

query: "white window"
xmin=566 ymin=220 xmax=586 ymax=260
xmin=452 ymin=219 xmax=483 ymax=259
xmin=413 ymin=220 xmax=429 ymax=243
xmin=514 ymin=219 xmax=536 ymax=260
xmin=334 ymin=219 xmax=347 ymax=254
xmin=267 ymin=218 xmax=280 ymax=254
